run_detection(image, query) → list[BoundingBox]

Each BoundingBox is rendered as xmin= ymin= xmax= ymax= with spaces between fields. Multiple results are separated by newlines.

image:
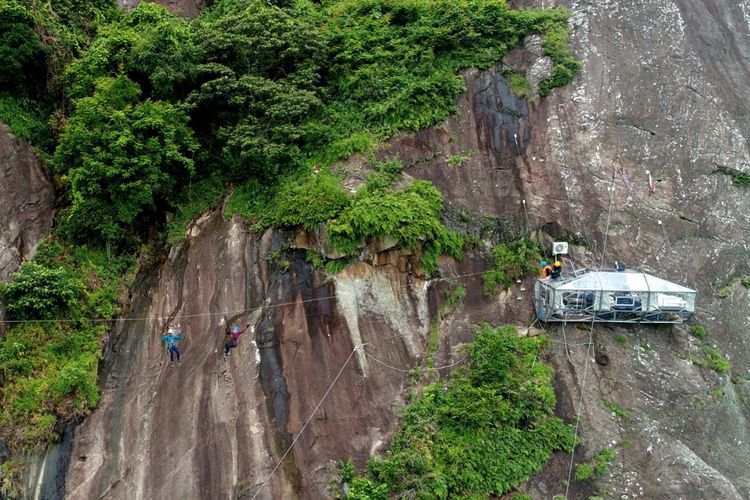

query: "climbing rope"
xmin=560 ymin=321 xmax=576 ymax=366
xmin=360 ymin=347 xmax=464 ymax=374
xmin=250 ymin=345 xmax=360 ymax=500
xmin=248 ymin=339 xmax=469 ymax=498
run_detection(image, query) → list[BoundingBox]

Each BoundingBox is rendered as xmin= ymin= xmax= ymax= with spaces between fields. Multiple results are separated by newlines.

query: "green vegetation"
xmin=329 ymin=180 xmax=464 ymax=272
xmin=447 ymin=149 xmax=475 ymax=166
xmin=0 ymin=2 xmax=51 ymax=96
xmin=54 ymin=75 xmax=199 ymax=245
xmin=483 ymin=238 xmax=544 ymax=294
xmin=715 ymin=165 xmax=750 ymax=187
xmin=602 ymin=399 xmax=629 ymax=419
xmin=227 ymin=159 xmax=461 ymax=272
xmin=689 ymin=323 xmax=707 ymax=339
xmin=696 ymin=347 xmax=732 ymax=374
xmin=508 ymin=72 xmax=530 ymax=97
xmin=305 ymin=249 xmax=351 ymax=275
xmin=685 ymin=323 xmax=731 ymax=374
xmin=166 ymin=174 xmax=226 ymax=244
xmin=0 ymin=0 xmax=118 ymax=149
xmin=717 ymin=275 xmax=750 ymax=298
xmin=314 ymin=0 xmax=575 ymax=160
xmin=64 ymin=3 xmax=198 ymax=101
xmin=575 ymin=447 xmax=616 ymax=482
xmin=730 ymin=172 xmax=750 ymax=186
xmin=0 ymin=239 xmax=134 ymax=451
xmin=228 ymin=172 xmax=352 ymax=232
xmin=48 ymin=0 xmax=577 ymax=246
xmin=0 ymin=262 xmax=84 ymax=320
xmin=340 ymin=324 xmax=576 ymax=498
xmin=0 ymin=95 xmax=52 ymax=149
xmin=538 ymin=24 xmax=581 ymax=96
xmin=0 ymin=458 xmax=23 ymax=498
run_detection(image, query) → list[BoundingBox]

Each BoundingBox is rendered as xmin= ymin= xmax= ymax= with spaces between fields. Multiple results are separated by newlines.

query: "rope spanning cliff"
xmin=0 ymin=269 xmax=491 ymax=325
xmin=251 ymin=346 xmax=360 ymax=500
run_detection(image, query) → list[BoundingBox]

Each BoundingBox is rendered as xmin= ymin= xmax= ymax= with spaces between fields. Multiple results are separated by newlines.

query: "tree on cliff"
xmin=64 ymin=2 xmax=199 ymax=101
xmin=53 ymin=75 xmax=198 ymax=245
xmin=0 ymin=2 xmax=51 ymax=97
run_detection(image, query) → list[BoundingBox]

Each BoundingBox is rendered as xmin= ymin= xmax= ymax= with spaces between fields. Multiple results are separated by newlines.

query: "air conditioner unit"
xmin=552 ymin=242 xmax=569 ymax=255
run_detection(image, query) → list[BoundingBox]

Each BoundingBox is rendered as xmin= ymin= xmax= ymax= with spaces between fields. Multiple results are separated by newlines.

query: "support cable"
xmin=564 ymin=171 xmax=616 ymax=500
xmin=250 ymin=345 xmax=360 ymax=500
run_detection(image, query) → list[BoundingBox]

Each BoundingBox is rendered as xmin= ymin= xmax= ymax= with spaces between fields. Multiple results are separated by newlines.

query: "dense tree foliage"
xmin=483 ymin=238 xmax=544 ymax=294
xmin=64 ymin=3 xmax=198 ymax=100
xmin=189 ymin=0 xmax=325 ymax=180
xmin=0 ymin=2 xmax=51 ymax=96
xmin=0 ymin=0 xmax=117 ymax=149
xmin=0 ymin=262 xmax=83 ymax=320
xmin=38 ymin=0 xmax=578 ymax=246
xmin=0 ymin=240 xmax=134 ymax=455
xmin=54 ymin=75 xmax=198 ymax=243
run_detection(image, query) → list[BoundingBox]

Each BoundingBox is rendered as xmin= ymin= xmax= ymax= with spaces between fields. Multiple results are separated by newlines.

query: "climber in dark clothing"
xmin=551 ymin=261 xmax=563 ymax=279
xmin=162 ymin=333 xmax=181 ymax=363
xmin=225 ymin=324 xmax=250 ymax=357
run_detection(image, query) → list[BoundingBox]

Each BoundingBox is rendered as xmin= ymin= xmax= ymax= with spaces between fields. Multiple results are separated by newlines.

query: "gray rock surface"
xmin=0 ymin=124 xmax=55 ymax=334
xmin=0 ymin=125 xmax=55 ymax=282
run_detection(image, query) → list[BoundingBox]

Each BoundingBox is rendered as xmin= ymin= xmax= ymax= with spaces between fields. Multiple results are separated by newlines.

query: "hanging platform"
xmin=534 ymin=268 xmax=696 ymax=324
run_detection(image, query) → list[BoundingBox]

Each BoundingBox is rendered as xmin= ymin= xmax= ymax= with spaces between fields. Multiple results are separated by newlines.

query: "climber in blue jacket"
xmin=162 ymin=331 xmax=181 ymax=363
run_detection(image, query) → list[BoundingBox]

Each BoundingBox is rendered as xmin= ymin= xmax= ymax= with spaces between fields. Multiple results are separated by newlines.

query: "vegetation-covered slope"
xmin=340 ymin=324 xmax=575 ymax=499
xmin=47 ymin=0 xmax=578 ymax=247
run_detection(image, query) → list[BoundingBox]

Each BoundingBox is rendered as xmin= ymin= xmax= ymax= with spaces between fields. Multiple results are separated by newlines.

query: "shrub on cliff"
xmin=538 ymin=24 xmax=582 ymax=96
xmin=0 ymin=240 xmax=134 ymax=451
xmin=340 ymin=324 xmax=576 ymax=498
xmin=327 ymin=180 xmax=464 ymax=272
xmin=0 ymin=262 xmax=84 ymax=321
xmin=483 ymin=238 xmax=544 ymax=294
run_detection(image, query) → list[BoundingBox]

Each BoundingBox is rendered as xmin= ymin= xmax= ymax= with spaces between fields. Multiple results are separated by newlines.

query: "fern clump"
xmin=328 ymin=180 xmax=464 ymax=271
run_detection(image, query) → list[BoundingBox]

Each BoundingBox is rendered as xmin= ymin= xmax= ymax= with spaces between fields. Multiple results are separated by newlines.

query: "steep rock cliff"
xmin=28 ymin=0 xmax=750 ymax=498
xmin=0 ymin=125 xmax=55 ymax=330
xmin=0 ymin=125 xmax=55 ymax=282
xmin=393 ymin=0 xmax=750 ymax=496
xmin=59 ymin=211 xmax=441 ymax=499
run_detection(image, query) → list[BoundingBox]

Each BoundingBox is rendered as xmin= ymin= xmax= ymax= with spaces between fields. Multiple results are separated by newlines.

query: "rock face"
xmin=61 ymin=212 xmax=436 ymax=499
xmin=524 ymin=0 xmax=750 ymax=497
xmin=34 ymin=0 xmax=750 ymax=498
xmin=0 ymin=125 xmax=55 ymax=330
xmin=0 ymin=125 xmax=55 ymax=282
